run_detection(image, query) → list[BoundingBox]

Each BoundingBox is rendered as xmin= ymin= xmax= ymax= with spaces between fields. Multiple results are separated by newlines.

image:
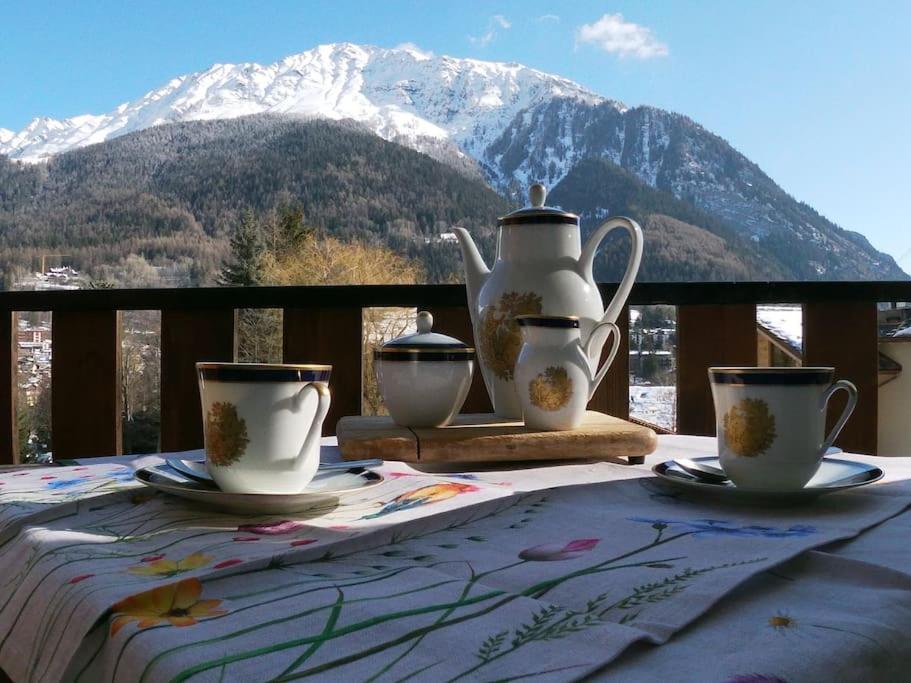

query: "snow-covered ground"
xmin=629 ymin=384 xmax=676 ymax=431
xmin=756 ymin=304 xmax=802 ymax=351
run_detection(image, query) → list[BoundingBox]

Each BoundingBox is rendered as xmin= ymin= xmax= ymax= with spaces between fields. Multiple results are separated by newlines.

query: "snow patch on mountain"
xmin=0 ymin=42 xmax=607 ymax=163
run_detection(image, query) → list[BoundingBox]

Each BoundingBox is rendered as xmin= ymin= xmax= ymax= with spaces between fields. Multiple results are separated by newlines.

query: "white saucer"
xmin=134 ymin=465 xmax=383 ymax=514
xmin=652 ymin=456 xmax=883 ymax=503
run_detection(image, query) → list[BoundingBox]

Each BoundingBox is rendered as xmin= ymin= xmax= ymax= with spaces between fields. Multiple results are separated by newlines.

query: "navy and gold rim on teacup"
xmin=374 ymin=348 xmax=476 ymax=362
xmin=709 ymin=367 xmax=834 ymax=385
xmin=514 ymin=314 xmax=581 ymax=329
xmin=197 ymin=363 xmax=332 ymax=383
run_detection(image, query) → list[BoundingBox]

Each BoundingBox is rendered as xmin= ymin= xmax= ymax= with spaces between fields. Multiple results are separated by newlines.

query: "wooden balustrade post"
xmin=677 ymin=304 xmax=757 ymax=436
xmin=160 ymin=309 xmax=237 ymax=452
xmin=283 ymin=307 xmax=362 ymax=435
xmin=588 ymin=305 xmax=630 ymax=419
xmin=0 ymin=312 xmax=17 ymax=464
xmin=423 ymin=305 xmax=492 ymax=414
xmin=52 ymin=310 xmax=122 ymax=459
xmin=803 ymin=301 xmax=878 ymax=454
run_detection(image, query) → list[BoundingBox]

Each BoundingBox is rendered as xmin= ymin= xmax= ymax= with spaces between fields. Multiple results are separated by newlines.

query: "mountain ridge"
xmin=0 ymin=43 xmax=606 ymax=164
xmin=0 ymin=42 xmax=903 ymax=280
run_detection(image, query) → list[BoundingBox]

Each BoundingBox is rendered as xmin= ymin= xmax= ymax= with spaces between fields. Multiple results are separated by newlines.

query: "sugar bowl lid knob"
xmin=529 ymin=183 xmax=547 ymax=208
xmin=416 ymin=310 xmax=433 ymax=334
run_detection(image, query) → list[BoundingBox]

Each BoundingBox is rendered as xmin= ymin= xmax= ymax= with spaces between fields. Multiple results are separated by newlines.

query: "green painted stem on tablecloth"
xmin=134 ymin=565 xmax=464 ymax=683
xmin=276 ymin=588 xmax=345 ymax=678
xmin=520 ymin=532 xmax=693 ymax=601
xmin=273 ymin=556 xmax=687 ymax=682
xmin=366 ymin=558 xmax=530 ymax=682
xmin=271 ymin=534 xmax=698 ymax=681
xmin=168 ymin=590 xmax=507 ymax=682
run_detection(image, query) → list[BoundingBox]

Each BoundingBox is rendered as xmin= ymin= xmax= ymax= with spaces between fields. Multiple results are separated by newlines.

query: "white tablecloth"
xmin=0 ymin=436 xmax=906 ymax=682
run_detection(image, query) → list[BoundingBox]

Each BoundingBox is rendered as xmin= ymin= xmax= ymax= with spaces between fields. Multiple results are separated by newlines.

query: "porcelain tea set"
xmin=375 ymin=182 xmax=643 ymax=431
xmin=134 ymin=182 xmax=881 ymax=504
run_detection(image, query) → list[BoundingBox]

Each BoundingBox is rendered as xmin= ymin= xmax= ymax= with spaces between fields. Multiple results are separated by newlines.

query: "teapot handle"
xmin=583 ymin=321 xmax=621 ymax=401
xmin=579 ymin=217 xmax=643 ymax=325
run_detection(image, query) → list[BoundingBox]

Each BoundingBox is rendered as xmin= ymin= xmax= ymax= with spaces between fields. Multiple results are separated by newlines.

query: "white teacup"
xmin=196 ymin=363 xmax=332 ymax=494
xmin=709 ymin=367 xmax=857 ymax=491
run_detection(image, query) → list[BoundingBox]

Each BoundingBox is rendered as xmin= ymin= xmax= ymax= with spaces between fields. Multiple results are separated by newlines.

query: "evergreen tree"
xmin=220 ymin=211 xmax=265 ymax=286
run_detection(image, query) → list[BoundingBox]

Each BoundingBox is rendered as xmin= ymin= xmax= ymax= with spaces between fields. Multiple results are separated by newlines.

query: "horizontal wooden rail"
xmin=0 ymin=281 xmax=907 ymax=312
xmin=0 ymin=281 xmax=903 ymax=461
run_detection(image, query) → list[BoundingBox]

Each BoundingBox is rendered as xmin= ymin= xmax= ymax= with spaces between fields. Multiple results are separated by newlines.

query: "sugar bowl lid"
xmin=375 ymin=311 xmax=475 ymax=361
xmin=498 ymin=183 xmax=579 ymax=227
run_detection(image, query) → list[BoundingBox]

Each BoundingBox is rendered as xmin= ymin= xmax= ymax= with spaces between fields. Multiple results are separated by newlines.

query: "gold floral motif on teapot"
xmin=205 ymin=401 xmax=250 ymax=466
xmin=723 ymin=397 xmax=777 ymax=457
xmin=479 ymin=291 xmax=543 ymax=381
xmin=529 ymin=366 xmax=573 ymax=411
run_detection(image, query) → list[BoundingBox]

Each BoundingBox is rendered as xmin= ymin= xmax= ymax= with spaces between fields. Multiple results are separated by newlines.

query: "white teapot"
xmin=454 ymin=183 xmax=643 ymax=418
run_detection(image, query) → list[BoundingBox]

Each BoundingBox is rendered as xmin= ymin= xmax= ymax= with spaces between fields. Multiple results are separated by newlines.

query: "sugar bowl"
xmin=374 ymin=311 xmax=475 ymax=427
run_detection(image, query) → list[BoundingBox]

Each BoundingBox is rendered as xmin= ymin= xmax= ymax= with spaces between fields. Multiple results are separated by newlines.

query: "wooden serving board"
xmin=336 ymin=411 xmax=656 ymax=465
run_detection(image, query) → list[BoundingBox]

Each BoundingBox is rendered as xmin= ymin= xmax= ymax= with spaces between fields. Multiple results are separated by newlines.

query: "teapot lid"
xmin=377 ymin=311 xmax=475 ymax=361
xmin=498 ymin=183 xmax=579 ymax=227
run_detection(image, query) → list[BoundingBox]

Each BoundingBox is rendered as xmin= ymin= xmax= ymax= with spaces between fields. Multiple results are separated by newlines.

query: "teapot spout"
xmin=452 ymin=227 xmax=490 ymax=314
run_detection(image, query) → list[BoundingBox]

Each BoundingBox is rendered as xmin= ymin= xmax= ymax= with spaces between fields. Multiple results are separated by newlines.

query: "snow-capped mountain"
xmin=0 ymin=43 xmax=604 ymax=164
xmin=0 ymin=42 xmax=904 ymax=279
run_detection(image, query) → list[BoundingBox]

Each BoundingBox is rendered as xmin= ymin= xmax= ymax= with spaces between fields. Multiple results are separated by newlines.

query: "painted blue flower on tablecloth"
xmin=628 ymin=517 xmax=816 ymax=538
xmin=110 ymin=467 xmax=136 ymax=482
xmin=46 ymin=477 xmax=92 ymax=490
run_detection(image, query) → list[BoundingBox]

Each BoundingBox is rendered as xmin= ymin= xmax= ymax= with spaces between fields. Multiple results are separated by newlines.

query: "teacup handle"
xmin=294 ymin=383 xmax=332 ymax=470
xmin=818 ymin=379 xmax=858 ymax=456
xmin=583 ymin=321 xmax=621 ymax=400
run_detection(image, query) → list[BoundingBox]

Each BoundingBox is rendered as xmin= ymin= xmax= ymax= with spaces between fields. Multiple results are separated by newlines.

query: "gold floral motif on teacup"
xmin=205 ymin=401 xmax=250 ymax=466
xmin=479 ymin=291 xmax=543 ymax=381
xmin=723 ymin=397 xmax=777 ymax=457
xmin=529 ymin=366 xmax=573 ymax=411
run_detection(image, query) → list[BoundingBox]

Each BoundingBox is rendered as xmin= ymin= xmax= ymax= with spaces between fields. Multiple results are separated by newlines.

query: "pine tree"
xmin=220 ymin=210 xmax=265 ymax=286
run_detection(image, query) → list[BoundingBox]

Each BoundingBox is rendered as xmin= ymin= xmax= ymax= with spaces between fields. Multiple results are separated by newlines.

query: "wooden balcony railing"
xmin=1 ymin=281 xmax=906 ymax=464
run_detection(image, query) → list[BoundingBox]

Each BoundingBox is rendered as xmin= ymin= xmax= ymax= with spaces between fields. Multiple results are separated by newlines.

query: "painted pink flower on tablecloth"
xmin=519 ymin=538 xmax=600 ymax=562
xmin=214 ymin=559 xmax=243 ymax=569
xmin=69 ymin=574 xmax=94 ymax=584
xmin=141 ymin=554 xmax=165 ymax=563
xmin=237 ymin=520 xmax=307 ymax=535
xmin=232 ymin=536 xmax=259 ymax=542
xmin=290 ymin=539 xmax=317 ymax=547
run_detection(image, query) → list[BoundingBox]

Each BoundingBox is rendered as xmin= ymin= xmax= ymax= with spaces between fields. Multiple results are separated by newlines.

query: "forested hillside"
xmin=0 ymin=115 xmax=507 ymax=286
xmin=0 ymin=113 xmax=897 ymax=288
xmin=549 ymin=158 xmax=791 ymax=281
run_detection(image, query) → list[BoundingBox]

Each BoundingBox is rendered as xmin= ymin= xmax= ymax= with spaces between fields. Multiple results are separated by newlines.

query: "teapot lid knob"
xmin=416 ymin=310 xmax=433 ymax=334
xmin=529 ymin=183 xmax=547 ymax=208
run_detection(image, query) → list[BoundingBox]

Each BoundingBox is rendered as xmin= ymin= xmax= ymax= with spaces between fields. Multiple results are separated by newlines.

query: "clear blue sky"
xmin=1 ymin=0 xmax=908 ymax=264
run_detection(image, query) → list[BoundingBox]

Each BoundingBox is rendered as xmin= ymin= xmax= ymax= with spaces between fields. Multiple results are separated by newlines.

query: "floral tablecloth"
xmin=0 ymin=436 xmax=910 ymax=682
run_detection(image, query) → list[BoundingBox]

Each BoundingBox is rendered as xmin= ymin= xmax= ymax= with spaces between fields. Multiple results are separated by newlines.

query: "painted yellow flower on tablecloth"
xmin=110 ymin=577 xmax=226 ymax=636
xmin=767 ymin=610 xmax=797 ymax=631
xmin=723 ymin=397 xmax=777 ymax=457
xmin=128 ymin=552 xmax=213 ymax=578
